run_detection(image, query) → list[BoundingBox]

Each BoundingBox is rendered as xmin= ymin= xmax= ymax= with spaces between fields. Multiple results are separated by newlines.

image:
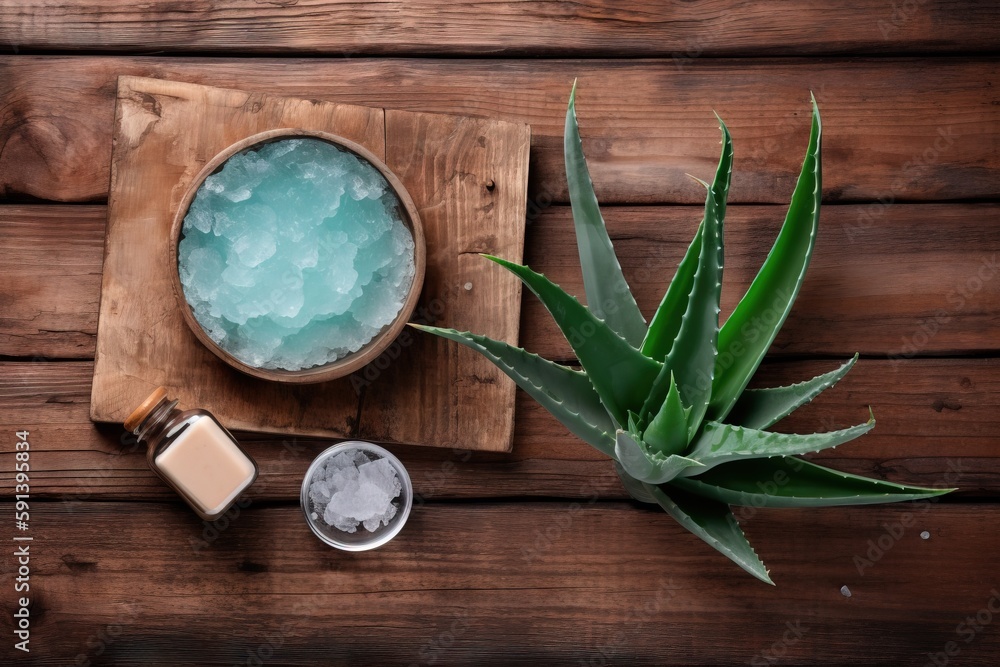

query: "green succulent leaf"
xmin=649 ymin=484 xmax=773 ymax=585
xmin=710 ymin=96 xmax=823 ymax=422
xmin=418 ymin=89 xmax=946 ymax=583
xmin=681 ymin=410 xmax=875 ymax=476
xmin=411 ymin=324 xmax=616 ymax=456
xmin=641 ymin=224 xmax=702 ymax=361
xmin=614 ymin=462 xmax=658 ymax=504
xmin=641 ymin=115 xmax=734 ymax=363
xmin=615 ymin=430 xmax=704 ymax=484
xmin=672 ymin=456 xmax=954 ymax=507
xmin=642 ymin=372 xmax=692 ymax=456
xmin=565 ymin=80 xmax=647 ymax=347
xmin=725 ymin=355 xmax=858 ymax=430
xmin=660 ymin=120 xmax=733 ymax=435
xmin=483 ymin=255 xmax=661 ymax=427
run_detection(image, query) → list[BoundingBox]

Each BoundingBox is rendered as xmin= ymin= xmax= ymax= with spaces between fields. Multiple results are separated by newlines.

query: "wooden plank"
xmin=91 ymin=76 xmax=374 ymax=442
xmin=90 ymin=76 xmax=528 ymax=453
xmin=356 ymin=110 xmax=529 ymax=451
xmin=2 ymin=358 xmax=996 ymax=500
xmin=519 ymin=203 xmax=1000 ymax=360
xmin=0 ymin=205 xmax=105 ymax=359
xmin=3 ymin=1 xmax=998 ymax=57
xmin=1 ymin=57 xmax=996 ymax=205
xmin=4 ymin=203 xmax=997 ymax=360
xmin=4 ymin=500 xmax=998 ymax=665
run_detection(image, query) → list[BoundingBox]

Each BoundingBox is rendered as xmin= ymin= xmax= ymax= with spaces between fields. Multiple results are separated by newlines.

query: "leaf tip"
xmin=567 ymin=79 xmax=580 ymax=116
xmin=809 ymin=92 xmax=822 ymax=132
xmin=712 ymin=111 xmax=731 ymax=140
xmin=684 ymin=173 xmax=710 ymax=190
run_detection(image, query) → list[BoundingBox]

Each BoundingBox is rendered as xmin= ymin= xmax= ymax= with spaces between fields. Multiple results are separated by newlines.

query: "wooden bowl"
xmin=169 ymin=129 xmax=426 ymax=384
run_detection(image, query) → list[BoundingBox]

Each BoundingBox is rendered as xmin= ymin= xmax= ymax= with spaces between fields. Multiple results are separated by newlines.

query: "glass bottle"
xmin=125 ymin=387 xmax=258 ymax=521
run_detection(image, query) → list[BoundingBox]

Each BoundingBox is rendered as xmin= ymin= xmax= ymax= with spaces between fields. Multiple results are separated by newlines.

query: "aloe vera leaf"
xmin=642 ymin=372 xmax=691 ymax=456
xmin=725 ymin=355 xmax=858 ymax=430
xmin=614 ymin=462 xmax=658 ymax=504
xmin=483 ymin=255 xmax=662 ymax=426
xmin=710 ymin=97 xmax=822 ymax=422
xmin=648 ymin=484 xmax=773 ymax=584
xmin=681 ymin=410 xmax=875 ymax=476
xmin=661 ymin=120 xmax=733 ymax=435
xmin=671 ymin=456 xmax=954 ymax=508
xmin=642 ymin=113 xmax=734 ymax=362
xmin=564 ymin=81 xmax=647 ymax=347
xmin=615 ymin=430 xmax=704 ymax=484
xmin=627 ymin=410 xmax=642 ymax=434
xmin=640 ymin=221 xmax=702 ymax=361
xmin=411 ymin=324 xmax=616 ymax=456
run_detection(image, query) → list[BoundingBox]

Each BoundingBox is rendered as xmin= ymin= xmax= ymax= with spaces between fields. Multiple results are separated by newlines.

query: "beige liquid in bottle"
xmin=126 ymin=387 xmax=258 ymax=520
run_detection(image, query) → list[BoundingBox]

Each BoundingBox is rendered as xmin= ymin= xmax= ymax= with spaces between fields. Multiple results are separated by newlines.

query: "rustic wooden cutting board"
xmin=91 ymin=76 xmax=530 ymax=452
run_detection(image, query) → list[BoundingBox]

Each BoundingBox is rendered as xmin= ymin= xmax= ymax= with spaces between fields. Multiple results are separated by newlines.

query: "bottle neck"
xmin=134 ymin=397 xmax=180 ymax=445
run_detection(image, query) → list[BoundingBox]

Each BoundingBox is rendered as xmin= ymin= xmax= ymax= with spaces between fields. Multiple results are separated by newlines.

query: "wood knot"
xmin=931 ymin=399 xmax=962 ymax=413
xmin=485 ymin=179 xmax=496 ymax=192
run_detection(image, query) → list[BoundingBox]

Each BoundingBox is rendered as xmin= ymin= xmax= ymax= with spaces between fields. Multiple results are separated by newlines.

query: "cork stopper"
xmin=124 ymin=386 xmax=169 ymax=432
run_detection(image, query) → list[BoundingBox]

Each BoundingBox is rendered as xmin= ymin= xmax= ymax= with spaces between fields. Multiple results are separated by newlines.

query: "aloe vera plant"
xmin=413 ymin=85 xmax=953 ymax=583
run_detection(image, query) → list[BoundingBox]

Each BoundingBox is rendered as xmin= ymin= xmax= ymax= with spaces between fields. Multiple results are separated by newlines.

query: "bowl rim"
xmin=300 ymin=440 xmax=414 ymax=551
xmin=168 ymin=128 xmax=426 ymax=383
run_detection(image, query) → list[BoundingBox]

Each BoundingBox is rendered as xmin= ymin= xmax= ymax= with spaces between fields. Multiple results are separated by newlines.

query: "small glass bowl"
xmin=300 ymin=441 xmax=413 ymax=551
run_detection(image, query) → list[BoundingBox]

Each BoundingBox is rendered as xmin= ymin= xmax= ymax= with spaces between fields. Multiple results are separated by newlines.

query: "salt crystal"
xmin=308 ymin=449 xmax=401 ymax=534
xmin=179 ymin=138 xmax=415 ymax=371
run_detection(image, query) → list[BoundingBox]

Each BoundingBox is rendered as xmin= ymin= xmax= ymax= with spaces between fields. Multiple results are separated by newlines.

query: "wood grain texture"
xmin=91 ymin=77 xmax=528 ymax=452
xmin=2 ymin=358 xmax=996 ymax=501
xmin=93 ymin=76 xmax=377 ymax=442
xmin=3 ymin=0 xmax=998 ymax=56
xmin=0 ymin=57 xmax=996 ymax=205
xmin=0 ymin=6 xmax=997 ymax=665
xmin=0 ymin=205 xmax=105 ymax=358
xmin=358 ymin=111 xmax=529 ymax=450
xmin=519 ymin=203 xmax=1000 ymax=360
xmin=1 ymin=500 xmax=997 ymax=665
xmin=5 ymin=203 xmax=997 ymax=361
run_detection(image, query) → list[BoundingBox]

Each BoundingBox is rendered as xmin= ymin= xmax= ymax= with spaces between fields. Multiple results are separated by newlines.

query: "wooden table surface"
xmin=1 ymin=2 xmax=999 ymax=665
